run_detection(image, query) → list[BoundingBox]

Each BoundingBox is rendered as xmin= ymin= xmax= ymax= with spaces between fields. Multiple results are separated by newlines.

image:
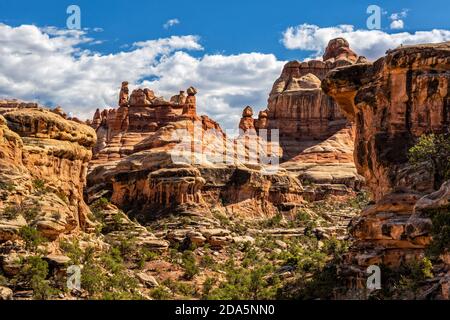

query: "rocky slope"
xmin=0 ymin=101 xmax=169 ymax=299
xmin=323 ymin=42 xmax=450 ymax=298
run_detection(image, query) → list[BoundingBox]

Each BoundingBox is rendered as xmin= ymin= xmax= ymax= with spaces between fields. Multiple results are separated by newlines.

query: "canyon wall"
xmin=323 ymin=42 xmax=450 ymax=294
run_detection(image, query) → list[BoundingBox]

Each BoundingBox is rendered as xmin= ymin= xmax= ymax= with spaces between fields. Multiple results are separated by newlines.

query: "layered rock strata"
xmin=87 ymin=85 xmax=301 ymax=220
xmin=239 ymin=38 xmax=365 ymax=192
xmin=323 ymin=41 xmax=450 ymax=296
xmin=0 ymin=102 xmax=96 ymax=239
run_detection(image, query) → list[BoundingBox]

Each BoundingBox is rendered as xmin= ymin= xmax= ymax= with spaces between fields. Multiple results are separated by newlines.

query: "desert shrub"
xmin=276 ymin=238 xmax=349 ymax=300
xmin=150 ymin=286 xmax=171 ymax=300
xmin=207 ymin=261 xmax=278 ymax=300
xmin=90 ymin=197 xmax=110 ymax=219
xmin=19 ymin=226 xmax=46 ymax=251
xmin=32 ymin=178 xmax=48 ymax=195
xmin=200 ymin=255 xmax=215 ymax=269
xmin=212 ymin=211 xmax=231 ymax=226
xmin=163 ymin=279 xmax=196 ymax=298
xmin=60 ymin=239 xmax=84 ymax=265
xmin=349 ymin=191 xmax=371 ymax=209
xmin=15 ymin=256 xmax=57 ymax=300
xmin=181 ymin=250 xmax=199 ymax=280
xmin=55 ymin=190 xmax=68 ymax=204
xmin=2 ymin=205 xmax=21 ymax=220
xmin=263 ymin=213 xmax=283 ymax=228
xmin=295 ymin=209 xmax=311 ymax=224
xmin=0 ymin=274 xmax=8 ymax=286
xmin=81 ymin=256 xmax=107 ymax=296
xmin=136 ymin=248 xmax=159 ymax=269
xmin=0 ymin=180 xmax=15 ymax=192
xmin=376 ymin=258 xmax=434 ymax=299
xmin=202 ymin=277 xmax=215 ymax=299
xmin=409 ymin=133 xmax=450 ymax=189
xmin=80 ymin=246 xmax=140 ymax=299
xmin=424 ymin=207 xmax=450 ymax=258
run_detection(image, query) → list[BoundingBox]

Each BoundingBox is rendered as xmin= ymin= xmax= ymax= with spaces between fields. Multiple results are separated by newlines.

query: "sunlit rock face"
xmin=0 ymin=101 xmax=97 ymax=240
xmin=238 ymin=38 xmax=364 ymax=192
xmin=87 ymin=84 xmax=304 ymax=221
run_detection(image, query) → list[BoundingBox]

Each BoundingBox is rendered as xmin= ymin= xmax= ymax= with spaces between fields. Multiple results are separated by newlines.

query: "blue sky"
xmin=1 ymin=0 xmax=450 ymax=128
xmin=2 ymin=0 xmax=449 ymax=59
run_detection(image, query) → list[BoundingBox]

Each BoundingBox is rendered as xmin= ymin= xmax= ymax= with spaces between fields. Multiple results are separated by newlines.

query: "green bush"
xmin=202 ymin=277 xmax=215 ymax=299
xmin=60 ymin=239 xmax=84 ymax=265
xmin=19 ymin=226 xmax=46 ymax=251
xmin=80 ymin=246 xmax=141 ymax=299
xmin=0 ymin=181 xmax=15 ymax=192
xmin=15 ymin=256 xmax=57 ymax=300
xmin=150 ymin=286 xmax=171 ymax=300
xmin=409 ymin=133 xmax=450 ymax=189
xmin=2 ymin=205 xmax=21 ymax=220
xmin=425 ymin=207 xmax=450 ymax=258
xmin=207 ymin=262 xmax=278 ymax=300
xmin=181 ymin=250 xmax=199 ymax=280
xmin=32 ymin=179 xmax=48 ymax=195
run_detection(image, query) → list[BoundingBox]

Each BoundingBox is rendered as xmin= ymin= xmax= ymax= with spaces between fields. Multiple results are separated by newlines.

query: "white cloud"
xmin=163 ymin=18 xmax=180 ymax=29
xmin=390 ymin=9 xmax=409 ymax=21
xmin=390 ymin=20 xmax=404 ymax=30
xmin=282 ymin=23 xmax=450 ymax=60
xmin=389 ymin=9 xmax=409 ymax=30
xmin=0 ymin=23 xmax=283 ymax=130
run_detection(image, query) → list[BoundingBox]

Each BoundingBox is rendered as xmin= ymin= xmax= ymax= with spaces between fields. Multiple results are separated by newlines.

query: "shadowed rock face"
xmin=323 ymin=42 xmax=450 ymax=288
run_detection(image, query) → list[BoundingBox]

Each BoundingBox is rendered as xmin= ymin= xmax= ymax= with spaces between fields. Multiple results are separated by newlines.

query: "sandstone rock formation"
xmin=240 ymin=38 xmax=364 ymax=194
xmin=0 ymin=101 xmax=97 ymax=240
xmin=239 ymin=106 xmax=256 ymax=133
xmin=87 ymin=85 xmax=304 ymax=222
xmin=323 ymin=41 xmax=450 ymax=296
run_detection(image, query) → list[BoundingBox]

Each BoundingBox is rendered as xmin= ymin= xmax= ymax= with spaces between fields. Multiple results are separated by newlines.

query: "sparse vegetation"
xmin=181 ymin=250 xmax=199 ymax=280
xmin=424 ymin=206 xmax=450 ymax=258
xmin=19 ymin=226 xmax=47 ymax=251
xmin=0 ymin=180 xmax=15 ymax=192
xmin=409 ymin=133 xmax=450 ymax=189
xmin=32 ymin=178 xmax=48 ymax=195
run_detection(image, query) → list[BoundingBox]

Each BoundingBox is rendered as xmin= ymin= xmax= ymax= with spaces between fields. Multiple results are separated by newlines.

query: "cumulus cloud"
xmin=163 ymin=18 xmax=180 ymax=29
xmin=389 ymin=9 xmax=409 ymax=30
xmin=390 ymin=20 xmax=404 ymax=30
xmin=282 ymin=23 xmax=450 ymax=60
xmin=0 ymin=23 xmax=283 ymax=130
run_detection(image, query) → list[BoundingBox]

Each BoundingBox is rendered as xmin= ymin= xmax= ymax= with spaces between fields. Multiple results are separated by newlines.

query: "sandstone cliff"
xmin=239 ymin=38 xmax=364 ymax=193
xmin=0 ymin=101 xmax=96 ymax=240
xmin=323 ymin=42 xmax=450 ymax=298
